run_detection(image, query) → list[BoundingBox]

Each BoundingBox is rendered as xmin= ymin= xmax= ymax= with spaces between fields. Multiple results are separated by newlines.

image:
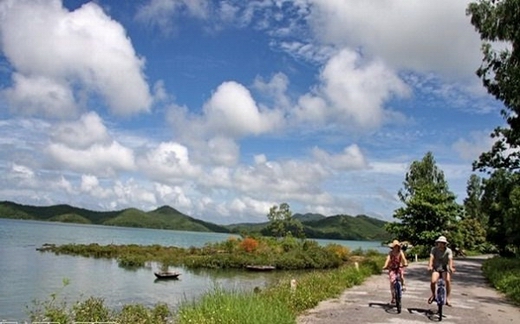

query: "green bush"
xmin=73 ymin=297 xmax=111 ymax=322
xmin=482 ymin=257 xmax=520 ymax=305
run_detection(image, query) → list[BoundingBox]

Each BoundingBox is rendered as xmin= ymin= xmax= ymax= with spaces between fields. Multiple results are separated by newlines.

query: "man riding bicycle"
xmin=428 ymin=236 xmax=455 ymax=306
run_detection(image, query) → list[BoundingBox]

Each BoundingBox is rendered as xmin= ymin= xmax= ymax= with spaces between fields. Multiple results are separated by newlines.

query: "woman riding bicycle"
xmin=428 ymin=236 xmax=456 ymax=306
xmin=382 ymin=239 xmax=408 ymax=304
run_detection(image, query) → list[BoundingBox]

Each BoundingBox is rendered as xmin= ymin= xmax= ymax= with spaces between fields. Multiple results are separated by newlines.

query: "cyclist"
xmin=428 ymin=235 xmax=456 ymax=306
xmin=382 ymin=239 xmax=408 ymax=304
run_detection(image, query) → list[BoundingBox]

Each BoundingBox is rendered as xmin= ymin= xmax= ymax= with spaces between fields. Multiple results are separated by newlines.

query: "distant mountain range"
xmin=0 ymin=201 xmax=391 ymax=241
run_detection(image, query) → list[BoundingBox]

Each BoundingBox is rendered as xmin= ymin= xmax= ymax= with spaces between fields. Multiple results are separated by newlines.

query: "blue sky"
xmin=0 ymin=0 xmax=504 ymax=224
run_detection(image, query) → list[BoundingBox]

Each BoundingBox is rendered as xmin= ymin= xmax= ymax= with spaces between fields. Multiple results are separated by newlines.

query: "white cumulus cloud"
xmin=0 ymin=0 xmax=152 ymax=117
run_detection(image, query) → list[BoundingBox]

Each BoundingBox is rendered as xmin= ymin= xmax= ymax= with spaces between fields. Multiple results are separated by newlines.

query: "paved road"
xmin=297 ymin=256 xmax=520 ymax=324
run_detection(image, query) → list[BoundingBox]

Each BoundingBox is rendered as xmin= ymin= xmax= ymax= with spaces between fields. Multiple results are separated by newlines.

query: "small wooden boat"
xmin=154 ymin=271 xmax=181 ymax=279
xmin=245 ymin=265 xmax=276 ymax=271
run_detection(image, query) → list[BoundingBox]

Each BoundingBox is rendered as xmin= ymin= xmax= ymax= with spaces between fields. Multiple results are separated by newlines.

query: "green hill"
xmin=226 ymin=213 xmax=389 ymax=241
xmin=301 ymin=214 xmax=391 ymax=241
xmin=293 ymin=213 xmax=327 ymax=222
xmin=0 ymin=201 xmax=228 ymax=233
xmin=0 ymin=201 xmax=389 ymax=241
xmin=48 ymin=213 xmax=91 ymax=224
xmin=0 ymin=201 xmax=118 ymax=223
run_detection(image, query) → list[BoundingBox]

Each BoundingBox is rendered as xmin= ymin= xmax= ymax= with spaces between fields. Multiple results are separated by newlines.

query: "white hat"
xmin=435 ymin=236 xmax=448 ymax=244
xmin=388 ymin=239 xmax=401 ymax=248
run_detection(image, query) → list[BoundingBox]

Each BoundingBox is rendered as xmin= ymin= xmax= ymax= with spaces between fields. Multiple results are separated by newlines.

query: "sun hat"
xmin=388 ymin=239 xmax=401 ymax=248
xmin=435 ymin=236 xmax=448 ymax=244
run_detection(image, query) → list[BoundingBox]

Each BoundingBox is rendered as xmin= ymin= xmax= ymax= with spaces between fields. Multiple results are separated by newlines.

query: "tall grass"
xmin=176 ymin=288 xmax=294 ymax=324
xmin=482 ymin=256 xmax=520 ymax=305
xmin=176 ymin=256 xmax=383 ymax=323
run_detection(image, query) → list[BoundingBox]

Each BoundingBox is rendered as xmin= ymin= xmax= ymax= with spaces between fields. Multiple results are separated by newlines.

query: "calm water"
xmin=0 ymin=218 xmax=384 ymax=321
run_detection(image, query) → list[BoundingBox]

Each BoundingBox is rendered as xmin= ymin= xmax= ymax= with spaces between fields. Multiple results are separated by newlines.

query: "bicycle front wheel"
xmin=394 ymin=281 xmax=402 ymax=313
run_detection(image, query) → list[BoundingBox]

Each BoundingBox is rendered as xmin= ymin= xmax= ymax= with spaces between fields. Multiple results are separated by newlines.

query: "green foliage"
xmin=39 ymin=236 xmax=351 ymax=271
xmin=481 ymin=169 xmax=520 ymax=255
xmin=386 ymin=152 xmax=462 ymax=249
xmin=467 ymin=0 xmax=520 ymax=172
xmin=450 ymin=217 xmax=487 ymax=251
xmin=482 ymin=256 xmax=520 ymax=305
xmin=0 ymin=202 xmax=34 ymax=219
xmin=29 ymin=283 xmax=171 ymax=324
xmin=464 ymin=174 xmax=485 ymax=223
xmin=265 ymin=203 xmax=305 ymax=238
xmin=304 ymin=214 xmax=391 ymax=241
xmin=177 ymin=287 xmax=294 ymax=324
xmin=177 ymin=256 xmax=383 ymax=323
xmin=450 ymin=174 xmax=488 ymax=251
xmin=49 ymin=213 xmax=91 ymax=224
xmin=73 ymin=297 xmax=111 ymax=322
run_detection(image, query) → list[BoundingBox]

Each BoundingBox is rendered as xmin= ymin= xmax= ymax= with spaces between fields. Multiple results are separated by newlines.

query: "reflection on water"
xmin=0 ymin=219 xmax=382 ymax=321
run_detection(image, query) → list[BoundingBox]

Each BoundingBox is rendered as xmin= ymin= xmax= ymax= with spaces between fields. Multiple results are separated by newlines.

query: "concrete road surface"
xmin=297 ymin=256 xmax=520 ymax=324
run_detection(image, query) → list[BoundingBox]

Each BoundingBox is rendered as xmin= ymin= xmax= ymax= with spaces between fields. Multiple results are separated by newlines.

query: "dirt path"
xmin=297 ymin=256 xmax=520 ymax=324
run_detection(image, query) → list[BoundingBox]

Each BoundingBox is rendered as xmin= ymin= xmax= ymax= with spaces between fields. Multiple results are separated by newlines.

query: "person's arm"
xmin=448 ymin=249 xmax=455 ymax=272
xmin=428 ymin=248 xmax=434 ymax=271
xmin=383 ymin=254 xmax=390 ymax=270
xmin=401 ymin=251 xmax=408 ymax=266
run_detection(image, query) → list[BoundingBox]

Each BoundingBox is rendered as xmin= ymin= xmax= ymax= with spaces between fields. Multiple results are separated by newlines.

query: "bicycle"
xmin=434 ymin=269 xmax=447 ymax=321
xmin=385 ymin=265 xmax=405 ymax=313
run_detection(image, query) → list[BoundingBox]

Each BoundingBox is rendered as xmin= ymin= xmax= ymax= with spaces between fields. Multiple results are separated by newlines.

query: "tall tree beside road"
xmin=386 ymin=152 xmax=462 ymax=255
xmin=480 ymin=169 xmax=520 ymax=255
xmin=467 ymin=0 xmax=520 ymax=172
xmin=467 ymin=0 xmax=520 ymax=255
xmin=453 ymin=174 xmax=487 ymax=251
xmin=464 ymin=174 xmax=485 ymax=223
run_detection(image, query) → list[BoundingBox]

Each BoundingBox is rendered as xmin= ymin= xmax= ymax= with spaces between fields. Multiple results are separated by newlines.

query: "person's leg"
xmin=429 ymin=271 xmax=439 ymax=303
xmin=389 ymin=271 xmax=396 ymax=303
xmin=445 ymin=271 xmax=451 ymax=305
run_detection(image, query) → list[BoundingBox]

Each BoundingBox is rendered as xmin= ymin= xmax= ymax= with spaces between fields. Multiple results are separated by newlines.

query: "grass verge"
xmin=482 ymin=256 xmax=520 ymax=305
xmin=176 ymin=256 xmax=383 ymax=323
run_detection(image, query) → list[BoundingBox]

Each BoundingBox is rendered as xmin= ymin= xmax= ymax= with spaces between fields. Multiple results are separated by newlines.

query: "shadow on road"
xmin=368 ymin=302 xmax=399 ymax=314
xmin=408 ymin=307 xmax=443 ymax=322
xmin=368 ymin=302 xmax=445 ymax=322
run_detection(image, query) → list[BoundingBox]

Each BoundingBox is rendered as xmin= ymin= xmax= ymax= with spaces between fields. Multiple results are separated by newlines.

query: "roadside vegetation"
xmin=482 ymin=257 xmax=520 ymax=305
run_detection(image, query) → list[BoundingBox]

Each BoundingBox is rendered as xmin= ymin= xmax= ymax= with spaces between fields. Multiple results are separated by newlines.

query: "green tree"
xmin=386 ymin=152 xmax=462 ymax=254
xmin=463 ymin=174 xmax=485 ymax=223
xmin=467 ymin=0 xmax=520 ymax=172
xmin=264 ymin=203 xmax=305 ymax=238
xmin=452 ymin=174 xmax=487 ymax=251
xmin=481 ymin=169 xmax=520 ymax=255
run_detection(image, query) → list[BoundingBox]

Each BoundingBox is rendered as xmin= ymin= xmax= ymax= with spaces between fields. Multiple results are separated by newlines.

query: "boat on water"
xmin=245 ymin=265 xmax=276 ymax=271
xmin=154 ymin=271 xmax=181 ymax=279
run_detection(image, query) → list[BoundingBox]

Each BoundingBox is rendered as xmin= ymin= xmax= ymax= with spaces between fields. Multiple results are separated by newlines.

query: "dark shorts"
xmin=434 ymin=265 xmax=449 ymax=273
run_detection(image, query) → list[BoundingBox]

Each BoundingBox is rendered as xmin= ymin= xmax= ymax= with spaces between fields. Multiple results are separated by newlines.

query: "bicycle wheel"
xmin=395 ymin=280 xmax=402 ymax=313
xmin=437 ymin=285 xmax=445 ymax=321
